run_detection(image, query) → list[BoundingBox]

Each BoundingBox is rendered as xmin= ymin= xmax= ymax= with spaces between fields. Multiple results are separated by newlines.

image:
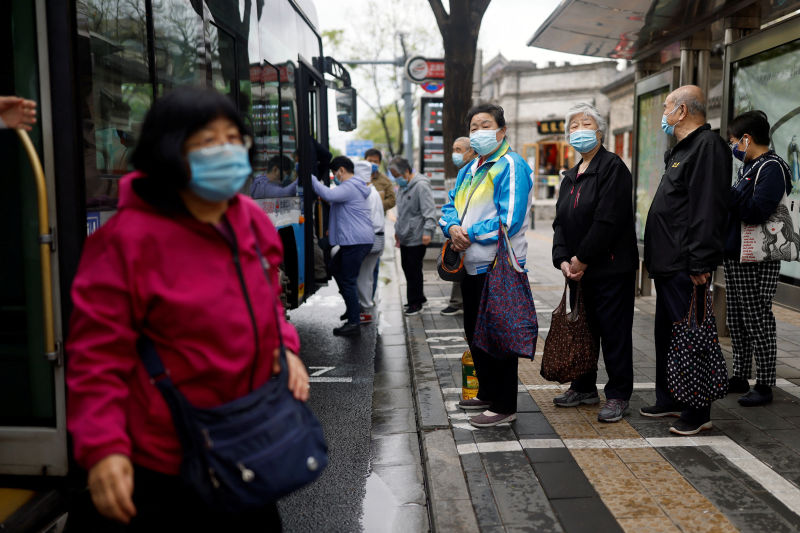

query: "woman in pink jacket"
xmin=66 ymin=88 xmax=308 ymax=531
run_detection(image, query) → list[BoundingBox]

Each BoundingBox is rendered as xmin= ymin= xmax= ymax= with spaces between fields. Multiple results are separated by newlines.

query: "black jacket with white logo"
xmin=644 ymin=124 xmax=731 ymax=277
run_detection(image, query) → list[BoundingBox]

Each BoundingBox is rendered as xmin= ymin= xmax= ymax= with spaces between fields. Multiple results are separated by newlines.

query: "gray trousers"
xmin=449 ymin=282 xmax=463 ymax=308
xmin=358 ymin=250 xmax=383 ymax=309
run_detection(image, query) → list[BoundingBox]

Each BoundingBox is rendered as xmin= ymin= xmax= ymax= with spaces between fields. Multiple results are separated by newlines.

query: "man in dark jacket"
xmin=641 ymin=85 xmax=731 ymax=435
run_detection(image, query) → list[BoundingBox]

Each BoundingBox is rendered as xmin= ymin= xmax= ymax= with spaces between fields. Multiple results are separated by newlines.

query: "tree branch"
xmin=427 ymin=0 xmax=449 ymax=37
xmin=472 ymin=0 xmax=491 ymax=18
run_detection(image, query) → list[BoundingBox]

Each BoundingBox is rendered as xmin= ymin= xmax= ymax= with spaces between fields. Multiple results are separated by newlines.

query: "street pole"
xmin=398 ymin=33 xmax=414 ymax=164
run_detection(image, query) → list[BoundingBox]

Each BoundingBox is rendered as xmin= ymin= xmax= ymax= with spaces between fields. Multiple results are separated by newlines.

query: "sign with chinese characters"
xmin=405 ymin=56 xmax=445 ymax=83
xmin=537 ymin=120 xmax=565 ymax=135
xmin=254 ymin=197 xmax=302 ymax=229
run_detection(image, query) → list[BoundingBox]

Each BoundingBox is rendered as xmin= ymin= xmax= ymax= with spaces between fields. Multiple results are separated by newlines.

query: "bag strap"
xmin=496 ymin=222 xmax=524 ymax=273
xmin=250 ymin=225 xmax=290 ymax=388
xmin=458 ymin=160 xmax=496 ymax=224
xmin=751 ymin=158 xmax=788 ymax=194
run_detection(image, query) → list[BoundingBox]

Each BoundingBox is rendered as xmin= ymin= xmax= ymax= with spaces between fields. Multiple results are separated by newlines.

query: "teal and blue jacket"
xmin=439 ymin=139 xmax=535 ymax=274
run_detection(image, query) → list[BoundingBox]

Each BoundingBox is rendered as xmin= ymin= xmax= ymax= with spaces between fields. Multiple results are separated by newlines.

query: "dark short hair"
xmin=130 ymin=87 xmax=250 ymax=211
xmin=727 ymin=110 xmax=770 ymax=146
xmin=466 ymin=103 xmax=506 ymax=130
xmin=364 ymin=148 xmax=382 ymax=162
xmin=267 ymin=155 xmax=293 ymax=173
xmin=388 ymin=156 xmax=412 ymax=175
xmin=329 ymin=155 xmax=354 ymax=174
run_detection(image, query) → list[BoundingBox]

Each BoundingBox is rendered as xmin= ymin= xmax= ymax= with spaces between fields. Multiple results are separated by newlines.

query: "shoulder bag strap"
xmin=459 ymin=161 xmax=496 ymax=224
xmin=250 ymin=225 xmax=290 ymax=387
xmin=752 ymin=158 xmax=787 ymax=193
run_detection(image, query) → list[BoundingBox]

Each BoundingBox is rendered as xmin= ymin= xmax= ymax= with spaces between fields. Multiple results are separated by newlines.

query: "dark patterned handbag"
xmin=473 ymin=223 xmax=538 ymax=360
xmin=666 ymin=284 xmax=729 ymax=408
xmin=540 ymin=281 xmax=599 ymax=383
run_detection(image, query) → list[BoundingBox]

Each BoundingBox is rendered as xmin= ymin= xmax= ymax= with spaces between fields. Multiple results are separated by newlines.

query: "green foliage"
xmin=357 ymin=106 xmax=401 ymax=155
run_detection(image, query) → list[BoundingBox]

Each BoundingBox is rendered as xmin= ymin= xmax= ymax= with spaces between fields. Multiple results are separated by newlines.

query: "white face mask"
xmin=470 ymin=128 xmax=502 ymax=156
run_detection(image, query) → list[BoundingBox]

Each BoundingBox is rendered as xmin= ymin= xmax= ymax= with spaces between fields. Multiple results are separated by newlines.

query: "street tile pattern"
xmin=397 ymin=224 xmax=800 ymax=532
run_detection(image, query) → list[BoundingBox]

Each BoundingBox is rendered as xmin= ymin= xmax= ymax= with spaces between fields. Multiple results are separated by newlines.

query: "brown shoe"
xmin=458 ymin=398 xmax=490 ymax=411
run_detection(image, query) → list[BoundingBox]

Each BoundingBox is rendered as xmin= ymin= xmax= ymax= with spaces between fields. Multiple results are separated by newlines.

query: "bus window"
xmin=206 ymin=22 xmax=235 ymax=97
xmin=153 ymin=1 xmax=204 ymax=94
xmin=76 ymin=0 xmax=153 ymax=222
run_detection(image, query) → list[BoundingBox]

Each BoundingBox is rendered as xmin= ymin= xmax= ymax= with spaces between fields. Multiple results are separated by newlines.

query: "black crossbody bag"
xmin=137 ymin=229 xmax=327 ymax=511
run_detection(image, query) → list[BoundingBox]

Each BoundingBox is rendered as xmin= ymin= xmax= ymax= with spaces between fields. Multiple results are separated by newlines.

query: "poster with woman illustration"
xmin=732 ymin=37 xmax=800 ymax=274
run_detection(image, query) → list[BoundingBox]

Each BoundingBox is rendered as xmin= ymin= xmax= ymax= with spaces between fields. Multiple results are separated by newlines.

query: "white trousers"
xmin=357 ymin=250 xmax=382 ymax=309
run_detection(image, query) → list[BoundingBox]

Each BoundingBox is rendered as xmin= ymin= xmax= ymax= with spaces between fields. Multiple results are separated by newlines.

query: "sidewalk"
xmin=399 ymin=222 xmax=800 ymax=533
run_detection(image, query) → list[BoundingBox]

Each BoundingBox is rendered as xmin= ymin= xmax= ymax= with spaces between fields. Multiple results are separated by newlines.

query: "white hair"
xmin=564 ymin=103 xmax=607 ymax=141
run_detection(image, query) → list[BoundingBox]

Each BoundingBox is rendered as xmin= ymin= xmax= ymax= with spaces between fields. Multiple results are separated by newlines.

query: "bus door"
xmin=296 ymin=60 xmax=330 ymax=300
xmin=0 ymin=0 xmax=68 ymax=478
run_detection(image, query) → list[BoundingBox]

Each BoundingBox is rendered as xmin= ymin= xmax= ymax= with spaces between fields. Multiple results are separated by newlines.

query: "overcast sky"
xmin=314 ymin=0 xmax=602 ymax=151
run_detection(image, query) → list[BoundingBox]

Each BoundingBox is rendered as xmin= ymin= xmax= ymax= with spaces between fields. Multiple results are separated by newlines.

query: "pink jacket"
xmin=66 ymin=172 xmax=300 ymax=475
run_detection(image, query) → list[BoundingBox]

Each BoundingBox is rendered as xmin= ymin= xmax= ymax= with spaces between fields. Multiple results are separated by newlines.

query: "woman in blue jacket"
xmin=725 ymin=111 xmax=794 ymax=406
xmin=439 ymin=104 xmax=534 ymax=428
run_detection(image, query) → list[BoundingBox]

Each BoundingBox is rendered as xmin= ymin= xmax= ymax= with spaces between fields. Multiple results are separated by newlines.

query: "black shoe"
xmin=404 ymin=304 xmax=423 ymax=316
xmin=669 ymin=418 xmax=712 ymax=436
xmin=738 ymin=386 xmax=773 ymax=407
xmin=728 ymin=376 xmax=750 ymax=394
xmin=333 ymin=323 xmax=361 ymax=337
xmin=639 ymin=404 xmax=681 ymax=418
xmin=440 ymin=305 xmax=463 ymax=316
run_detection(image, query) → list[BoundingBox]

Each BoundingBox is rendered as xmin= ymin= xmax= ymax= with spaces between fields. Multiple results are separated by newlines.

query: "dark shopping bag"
xmin=474 ymin=223 xmax=538 ymax=360
xmin=666 ymin=284 xmax=729 ymax=408
xmin=540 ymin=281 xmax=599 ymax=383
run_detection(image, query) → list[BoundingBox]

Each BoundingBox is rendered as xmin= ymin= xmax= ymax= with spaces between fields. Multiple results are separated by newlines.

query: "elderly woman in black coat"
xmin=551 ymin=103 xmax=639 ymax=423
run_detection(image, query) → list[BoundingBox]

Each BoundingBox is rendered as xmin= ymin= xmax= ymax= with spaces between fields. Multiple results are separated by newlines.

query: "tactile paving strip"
xmin=518 ymin=344 xmax=739 ymax=533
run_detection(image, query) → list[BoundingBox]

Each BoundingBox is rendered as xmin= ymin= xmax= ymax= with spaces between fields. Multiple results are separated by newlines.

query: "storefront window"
xmin=634 ymin=86 xmax=671 ymax=241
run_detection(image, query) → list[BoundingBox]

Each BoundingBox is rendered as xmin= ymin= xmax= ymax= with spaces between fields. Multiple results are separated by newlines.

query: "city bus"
xmin=0 ymin=0 xmax=355 ymax=529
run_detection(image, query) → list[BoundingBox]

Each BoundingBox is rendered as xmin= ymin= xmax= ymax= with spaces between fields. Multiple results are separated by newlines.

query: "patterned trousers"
xmin=723 ymin=258 xmax=781 ymax=386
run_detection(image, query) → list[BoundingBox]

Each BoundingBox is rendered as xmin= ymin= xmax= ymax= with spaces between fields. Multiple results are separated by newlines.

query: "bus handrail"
xmin=15 ymin=129 xmax=57 ymax=363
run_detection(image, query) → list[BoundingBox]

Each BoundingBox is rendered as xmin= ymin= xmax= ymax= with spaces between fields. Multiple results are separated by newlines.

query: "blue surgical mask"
xmin=731 ymin=136 xmax=749 ymax=162
xmin=187 ymin=143 xmax=252 ymax=202
xmin=470 ymin=128 xmax=501 ymax=156
xmin=661 ymin=105 xmax=681 ymax=136
xmin=333 ymin=177 xmax=341 ymax=185
xmin=568 ymin=130 xmax=598 ymax=153
xmin=371 ymin=163 xmax=379 ymax=174
xmin=396 ymin=177 xmax=408 ymax=188
xmin=452 ymin=153 xmax=464 ymax=167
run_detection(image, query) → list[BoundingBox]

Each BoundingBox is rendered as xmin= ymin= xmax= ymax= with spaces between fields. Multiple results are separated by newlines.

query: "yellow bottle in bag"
xmin=461 ymin=349 xmax=479 ymax=400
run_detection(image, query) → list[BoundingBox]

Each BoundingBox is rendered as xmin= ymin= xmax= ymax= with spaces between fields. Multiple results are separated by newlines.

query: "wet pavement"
xmin=278 ymin=233 xmax=428 ymax=532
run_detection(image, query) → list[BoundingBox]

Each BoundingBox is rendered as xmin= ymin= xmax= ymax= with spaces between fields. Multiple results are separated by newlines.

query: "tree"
xmin=428 ymin=0 xmax=491 ymax=179
xmin=322 ymin=0 xmax=441 ymax=157
xmin=356 ymin=104 xmax=402 ymax=153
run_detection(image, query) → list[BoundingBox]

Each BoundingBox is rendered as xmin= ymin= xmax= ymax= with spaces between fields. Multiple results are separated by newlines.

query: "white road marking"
xmin=425 ymin=328 xmax=467 ymax=334
xmin=427 ymin=336 xmax=468 ymax=343
xmin=308 ymin=366 xmax=335 ymax=377
xmin=309 ymin=377 xmax=353 ymax=383
xmin=433 ymin=353 xmax=467 ymax=359
xmin=457 ymin=435 xmax=800 ymax=517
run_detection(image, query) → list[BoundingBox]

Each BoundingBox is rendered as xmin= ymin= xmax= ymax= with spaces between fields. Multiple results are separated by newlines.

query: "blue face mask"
xmin=470 ymin=128 xmax=501 ymax=156
xmin=371 ymin=163 xmax=379 ymax=174
xmin=452 ymin=153 xmax=464 ymax=167
xmin=396 ymin=177 xmax=408 ymax=188
xmin=187 ymin=143 xmax=252 ymax=202
xmin=661 ymin=105 xmax=681 ymax=136
xmin=333 ymin=177 xmax=341 ymax=185
xmin=568 ymin=130 xmax=598 ymax=153
xmin=731 ymin=136 xmax=749 ymax=162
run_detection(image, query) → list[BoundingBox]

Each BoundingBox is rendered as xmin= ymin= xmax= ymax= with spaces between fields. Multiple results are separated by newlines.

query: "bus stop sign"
xmin=405 ymin=56 xmax=445 ymax=83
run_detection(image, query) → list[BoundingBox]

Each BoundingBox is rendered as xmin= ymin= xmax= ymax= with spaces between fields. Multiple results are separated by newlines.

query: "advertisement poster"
xmin=732 ymin=38 xmax=800 ymax=281
xmin=635 ymin=86 xmax=671 ymax=241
